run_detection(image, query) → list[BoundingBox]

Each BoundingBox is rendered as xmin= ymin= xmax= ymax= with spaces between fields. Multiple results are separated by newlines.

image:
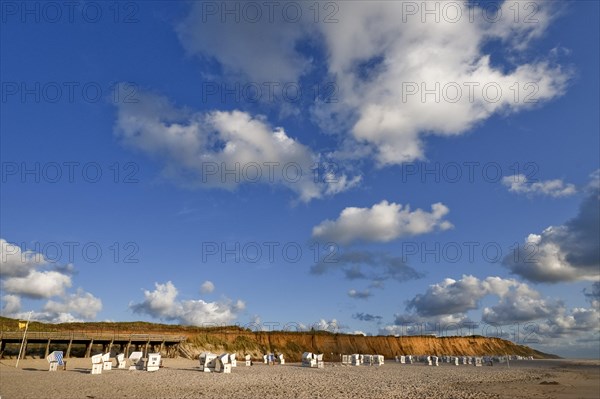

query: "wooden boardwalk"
xmin=0 ymin=331 xmax=187 ymax=359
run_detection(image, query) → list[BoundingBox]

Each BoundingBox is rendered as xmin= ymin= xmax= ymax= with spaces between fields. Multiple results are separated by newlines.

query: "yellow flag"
xmin=18 ymin=321 xmax=27 ymax=330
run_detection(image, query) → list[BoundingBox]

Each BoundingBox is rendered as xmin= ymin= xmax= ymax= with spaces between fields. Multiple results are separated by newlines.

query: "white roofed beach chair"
xmin=200 ymin=352 xmax=218 ymax=372
xmin=316 ymin=353 xmax=324 ymax=368
xmin=46 ymin=351 xmax=63 ymax=372
xmin=215 ymin=353 xmax=231 ymax=373
xmin=102 ymin=353 xmax=112 ymax=371
xmin=128 ymin=351 xmax=144 ymax=371
xmin=116 ymin=353 xmax=126 ymax=369
xmin=302 ymin=352 xmax=316 ymax=368
xmin=91 ymin=354 xmax=103 ymax=375
xmin=146 ymin=353 xmax=161 ymax=372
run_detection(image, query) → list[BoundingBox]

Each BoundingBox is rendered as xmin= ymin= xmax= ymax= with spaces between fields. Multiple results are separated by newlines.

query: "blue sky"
xmin=1 ymin=1 xmax=598 ymax=358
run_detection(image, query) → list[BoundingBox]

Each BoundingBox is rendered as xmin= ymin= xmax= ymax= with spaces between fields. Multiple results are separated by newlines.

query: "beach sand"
xmin=1 ymin=358 xmax=598 ymax=399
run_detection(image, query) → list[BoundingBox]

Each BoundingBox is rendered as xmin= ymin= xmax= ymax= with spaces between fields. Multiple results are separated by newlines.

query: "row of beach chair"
xmin=341 ymin=354 xmax=385 ymax=366
xmin=91 ymin=352 xmax=161 ymax=374
xmin=46 ymin=351 xmax=161 ymax=374
xmin=393 ymin=355 xmax=484 ymax=366
xmin=199 ymin=352 xmax=239 ymax=373
xmin=263 ymin=353 xmax=285 ymax=364
xmin=301 ymin=352 xmax=324 ymax=368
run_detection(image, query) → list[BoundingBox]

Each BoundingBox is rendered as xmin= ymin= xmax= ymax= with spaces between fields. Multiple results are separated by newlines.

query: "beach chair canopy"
xmin=46 ymin=351 xmax=64 ymax=365
xmin=218 ymin=353 xmax=230 ymax=364
xmin=200 ymin=352 xmax=218 ymax=368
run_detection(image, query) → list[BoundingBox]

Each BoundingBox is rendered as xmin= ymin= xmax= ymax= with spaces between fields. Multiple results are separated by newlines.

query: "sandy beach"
xmin=1 ymin=358 xmax=598 ymax=399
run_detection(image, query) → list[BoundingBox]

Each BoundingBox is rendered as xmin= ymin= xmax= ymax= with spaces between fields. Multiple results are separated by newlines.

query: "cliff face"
xmin=180 ymin=331 xmax=558 ymax=361
xmin=0 ymin=317 xmax=557 ymax=361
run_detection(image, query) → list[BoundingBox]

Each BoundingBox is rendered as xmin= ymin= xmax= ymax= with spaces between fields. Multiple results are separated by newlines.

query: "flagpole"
xmin=15 ymin=311 xmax=32 ymax=368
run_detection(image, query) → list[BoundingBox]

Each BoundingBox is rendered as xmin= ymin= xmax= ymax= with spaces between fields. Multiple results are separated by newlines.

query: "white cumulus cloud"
xmin=130 ymin=281 xmax=245 ymax=325
xmin=115 ymin=90 xmax=360 ymax=202
xmin=502 ymin=174 xmax=576 ymax=197
xmin=0 ymin=238 xmax=47 ymax=278
xmin=386 ymin=273 xmax=599 ymax=350
xmin=1 ymin=294 xmax=22 ymax=314
xmin=200 ymin=280 xmax=215 ymax=294
xmin=313 ymin=0 xmax=569 ymax=165
xmin=2 ymin=270 xmax=72 ymax=299
xmin=0 ymin=238 xmax=103 ymax=322
xmin=312 ymin=200 xmax=452 ymax=244
xmin=43 ymin=289 xmax=103 ymax=320
xmin=177 ymin=1 xmax=311 ymax=83
xmin=503 ymin=178 xmax=599 ymax=282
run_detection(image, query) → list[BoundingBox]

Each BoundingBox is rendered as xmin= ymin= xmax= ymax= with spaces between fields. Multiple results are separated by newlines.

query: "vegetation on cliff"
xmin=0 ymin=317 xmax=558 ymax=361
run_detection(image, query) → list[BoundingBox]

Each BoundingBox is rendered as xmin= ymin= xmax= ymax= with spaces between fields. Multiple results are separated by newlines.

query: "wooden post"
xmin=66 ymin=338 xmax=73 ymax=358
xmin=44 ymin=339 xmax=51 ymax=358
xmin=85 ymin=339 xmax=94 ymax=358
xmin=20 ymin=339 xmax=28 ymax=360
xmin=15 ymin=311 xmax=32 ymax=368
xmin=125 ymin=341 xmax=131 ymax=358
